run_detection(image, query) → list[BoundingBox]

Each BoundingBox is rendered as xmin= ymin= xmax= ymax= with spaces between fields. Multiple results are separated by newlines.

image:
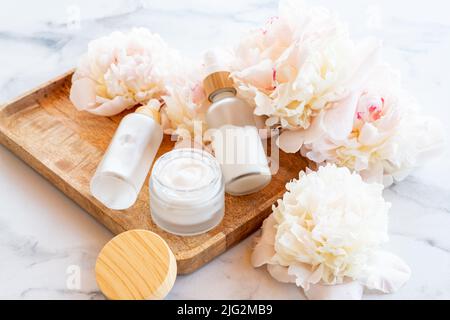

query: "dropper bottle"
xmin=90 ymin=99 xmax=163 ymax=210
xmin=203 ymin=51 xmax=271 ymax=195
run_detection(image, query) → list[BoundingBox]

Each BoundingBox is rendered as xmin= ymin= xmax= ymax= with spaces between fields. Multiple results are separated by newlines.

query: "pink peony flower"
xmin=300 ymin=65 xmax=444 ymax=185
xmin=231 ymin=0 xmax=380 ymax=140
xmin=70 ymin=28 xmax=180 ymax=116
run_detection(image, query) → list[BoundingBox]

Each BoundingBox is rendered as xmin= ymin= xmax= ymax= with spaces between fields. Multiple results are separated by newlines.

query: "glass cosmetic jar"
xmin=149 ymin=148 xmax=225 ymax=236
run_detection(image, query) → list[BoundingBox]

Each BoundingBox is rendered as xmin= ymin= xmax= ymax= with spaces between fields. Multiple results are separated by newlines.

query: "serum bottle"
xmin=203 ymin=51 xmax=271 ymax=195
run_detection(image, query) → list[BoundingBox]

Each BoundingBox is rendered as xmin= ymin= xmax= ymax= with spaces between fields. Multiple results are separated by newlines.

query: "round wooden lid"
xmin=95 ymin=230 xmax=177 ymax=300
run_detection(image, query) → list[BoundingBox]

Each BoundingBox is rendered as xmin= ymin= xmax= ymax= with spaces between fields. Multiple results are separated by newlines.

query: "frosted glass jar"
xmin=149 ymin=148 xmax=225 ymax=236
xmin=91 ymin=112 xmax=163 ymax=210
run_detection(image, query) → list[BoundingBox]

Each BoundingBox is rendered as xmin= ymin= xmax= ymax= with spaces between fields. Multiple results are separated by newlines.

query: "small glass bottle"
xmin=149 ymin=148 xmax=225 ymax=236
xmin=203 ymin=52 xmax=271 ymax=195
xmin=90 ymin=100 xmax=163 ymax=210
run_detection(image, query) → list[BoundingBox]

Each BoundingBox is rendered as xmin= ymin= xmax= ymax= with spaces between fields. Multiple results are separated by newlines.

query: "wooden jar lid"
xmin=95 ymin=230 xmax=177 ymax=300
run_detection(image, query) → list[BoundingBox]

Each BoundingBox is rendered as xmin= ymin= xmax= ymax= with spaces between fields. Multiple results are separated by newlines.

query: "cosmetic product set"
xmin=2 ymin=0 xmax=437 ymax=300
xmin=91 ymin=51 xmax=271 ymax=236
xmin=90 ymin=52 xmax=272 ymax=299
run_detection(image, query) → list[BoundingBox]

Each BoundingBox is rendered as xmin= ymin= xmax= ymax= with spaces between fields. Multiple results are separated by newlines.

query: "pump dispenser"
xmin=203 ymin=50 xmax=271 ymax=196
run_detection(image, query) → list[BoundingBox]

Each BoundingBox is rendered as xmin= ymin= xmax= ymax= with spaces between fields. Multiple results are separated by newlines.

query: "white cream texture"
xmin=158 ymin=157 xmax=214 ymax=191
xmin=149 ymin=149 xmax=225 ymax=236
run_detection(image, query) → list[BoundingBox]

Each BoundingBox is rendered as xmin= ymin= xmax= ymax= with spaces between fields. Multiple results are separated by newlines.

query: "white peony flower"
xmin=160 ymin=68 xmax=209 ymax=149
xmin=299 ymin=65 xmax=445 ymax=186
xmin=70 ymin=28 xmax=180 ymax=116
xmin=231 ymin=0 xmax=380 ymax=142
xmin=252 ymin=164 xmax=411 ymax=300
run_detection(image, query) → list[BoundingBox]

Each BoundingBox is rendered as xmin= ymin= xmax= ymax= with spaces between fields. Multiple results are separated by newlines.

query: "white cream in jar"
xmin=149 ymin=148 xmax=224 ymax=236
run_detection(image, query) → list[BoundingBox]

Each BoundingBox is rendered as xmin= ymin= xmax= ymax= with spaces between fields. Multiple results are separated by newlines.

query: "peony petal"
xmin=323 ymin=92 xmax=359 ymax=140
xmin=276 ymin=129 xmax=305 ymax=153
xmin=254 ymin=91 xmax=274 ymax=116
xmin=88 ymin=96 xmax=135 ymax=116
xmin=267 ymin=264 xmax=297 ymax=283
xmin=359 ymin=250 xmax=411 ymax=294
xmin=258 ymin=215 xmax=277 ymax=246
xmin=233 ymin=59 xmax=274 ymax=90
xmin=160 ymin=108 xmax=172 ymax=133
xmin=382 ymin=174 xmax=394 ymax=188
xmin=358 ymin=123 xmax=380 ymax=145
xmin=307 ymin=264 xmax=324 ymax=285
xmin=359 ymin=162 xmax=384 ymax=185
xmin=276 ymin=112 xmax=325 ymax=153
xmin=304 ymin=281 xmax=364 ymax=300
xmin=252 ymin=243 xmax=276 ymax=268
xmin=287 ymin=262 xmax=314 ymax=289
xmin=344 ymin=38 xmax=381 ymax=88
xmin=69 ymin=78 xmax=97 ymax=111
xmin=251 ymin=215 xmax=277 ymax=267
xmin=304 ymin=150 xmax=326 ymax=163
xmin=191 ymin=83 xmax=206 ymax=105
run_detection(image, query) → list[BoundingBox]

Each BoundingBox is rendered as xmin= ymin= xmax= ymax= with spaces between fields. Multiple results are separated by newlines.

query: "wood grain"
xmin=203 ymin=71 xmax=235 ymax=101
xmin=0 ymin=71 xmax=309 ymax=274
xmin=95 ymin=229 xmax=177 ymax=300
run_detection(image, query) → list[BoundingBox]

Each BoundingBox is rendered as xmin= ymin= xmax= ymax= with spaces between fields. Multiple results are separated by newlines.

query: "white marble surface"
xmin=0 ymin=0 xmax=449 ymax=300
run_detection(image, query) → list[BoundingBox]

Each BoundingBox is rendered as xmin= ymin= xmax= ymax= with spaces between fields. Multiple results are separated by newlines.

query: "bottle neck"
xmin=210 ymin=89 xmax=236 ymax=103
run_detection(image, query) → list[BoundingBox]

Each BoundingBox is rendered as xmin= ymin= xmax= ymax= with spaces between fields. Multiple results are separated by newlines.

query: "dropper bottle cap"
xmin=135 ymin=99 xmax=162 ymax=124
xmin=202 ymin=50 xmax=236 ymax=102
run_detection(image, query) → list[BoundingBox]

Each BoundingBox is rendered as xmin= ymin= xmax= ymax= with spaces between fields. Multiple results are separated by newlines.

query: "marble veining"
xmin=0 ymin=0 xmax=449 ymax=299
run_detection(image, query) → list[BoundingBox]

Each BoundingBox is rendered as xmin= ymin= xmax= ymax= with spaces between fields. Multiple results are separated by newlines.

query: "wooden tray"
xmin=0 ymin=70 xmax=308 ymax=274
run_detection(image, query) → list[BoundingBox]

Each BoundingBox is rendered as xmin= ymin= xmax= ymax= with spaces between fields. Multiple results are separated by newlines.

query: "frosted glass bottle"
xmin=90 ymin=106 xmax=163 ymax=210
xmin=203 ymin=53 xmax=271 ymax=195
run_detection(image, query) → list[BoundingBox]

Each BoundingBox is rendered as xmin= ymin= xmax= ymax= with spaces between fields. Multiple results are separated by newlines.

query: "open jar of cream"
xmin=149 ymin=148 xmax=225 ymax=236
